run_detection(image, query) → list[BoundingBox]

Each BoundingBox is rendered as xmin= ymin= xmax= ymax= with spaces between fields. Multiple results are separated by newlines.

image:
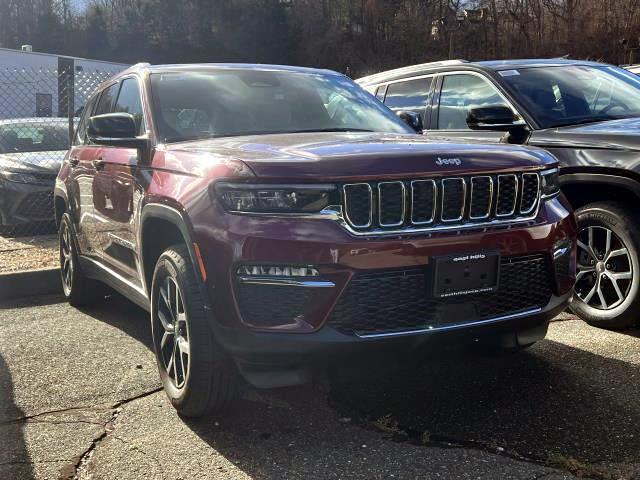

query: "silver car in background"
xmin=0 ymin=118 xmax=72 ymax=235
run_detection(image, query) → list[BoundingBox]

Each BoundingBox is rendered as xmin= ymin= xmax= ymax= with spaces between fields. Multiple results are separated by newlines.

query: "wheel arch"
xmin=139 ymin=203 xmax=208 ymax=302
xmin=559 ymin=172 xmax=640 ymax=211
xmin=54 ymin=191 xmax=68 ymax=228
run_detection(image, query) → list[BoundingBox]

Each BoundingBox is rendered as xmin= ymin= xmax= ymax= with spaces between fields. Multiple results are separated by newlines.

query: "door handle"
xmin=92 ymin=158 xmax=105 ymax=170
xmin=69 ymin=156 xmax=79 ymax=167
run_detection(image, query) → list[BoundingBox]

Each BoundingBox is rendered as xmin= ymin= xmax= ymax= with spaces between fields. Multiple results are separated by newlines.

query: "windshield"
xmin=499 ymin=65 xmax=640 ymax=128
xmin=0 ymin=123 xmax=70 ymax=154
xmin=150 ymin=70 xmax=413 ymax=142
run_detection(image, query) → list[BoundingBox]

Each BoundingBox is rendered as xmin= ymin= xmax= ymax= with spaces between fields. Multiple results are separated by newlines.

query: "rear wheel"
xmin=150 ymin=244 xmax=238 ymax=417
xmin=59 ymin=213 xmax=105 ymax=307
xmin=570 ymin=202 xmax=640 ymax=330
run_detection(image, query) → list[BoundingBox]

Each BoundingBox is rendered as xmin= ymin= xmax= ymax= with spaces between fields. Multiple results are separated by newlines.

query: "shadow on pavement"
xmin=0 ymin=352 xmax=35 ymax=480
xmin=77 ymin=293 xmax=153 ymax=351
xmin=620 ymin=327 xmax=640 ymax=339
xmin=65 ymin=293 xmax=640 ymax=475
xmin=329 ymin=337 xmax=640 ymax=466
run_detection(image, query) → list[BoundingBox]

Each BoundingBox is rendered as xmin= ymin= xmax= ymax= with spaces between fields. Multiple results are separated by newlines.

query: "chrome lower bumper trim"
xmin=354 ymin=307 xmax=543 ymax=339
xmin=237 ymin=276 xmax=335 ymax=288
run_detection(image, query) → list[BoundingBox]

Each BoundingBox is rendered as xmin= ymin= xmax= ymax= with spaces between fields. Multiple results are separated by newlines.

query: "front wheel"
xmin=570 ymin=202 xmax=640 ymax=330
xmin=150 ymin=244 xmax=239 ymax=417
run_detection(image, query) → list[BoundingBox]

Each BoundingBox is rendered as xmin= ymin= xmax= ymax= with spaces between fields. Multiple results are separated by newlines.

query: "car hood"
xmin=162 ymin=132 xmax=555 ymax=179
xmin=0 ymin=150 xmax=66 ymax=173
xmin=531 ymin=117 xmax=640 ymax=151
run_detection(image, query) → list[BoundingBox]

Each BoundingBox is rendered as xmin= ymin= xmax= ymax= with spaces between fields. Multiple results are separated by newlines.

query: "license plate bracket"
xmin=433 ymin=252 xmax=500 ymax=299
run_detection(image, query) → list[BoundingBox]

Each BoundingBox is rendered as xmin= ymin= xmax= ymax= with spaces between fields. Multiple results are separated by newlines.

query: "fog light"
xmin=236 ymin=265 xmax=320 ymax=277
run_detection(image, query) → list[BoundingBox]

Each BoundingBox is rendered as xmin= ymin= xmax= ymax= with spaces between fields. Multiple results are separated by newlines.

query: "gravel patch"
xmin=0 ymin=234 xmax=58 ymax=273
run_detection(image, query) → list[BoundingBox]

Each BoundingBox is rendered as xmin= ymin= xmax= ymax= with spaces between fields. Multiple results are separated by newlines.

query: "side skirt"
xmin=78 ymin=256 xmax=150 ymax=312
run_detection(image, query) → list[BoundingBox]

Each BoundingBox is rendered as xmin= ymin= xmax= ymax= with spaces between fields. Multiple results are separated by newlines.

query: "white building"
xmin=0 ymin=46 xmax=129 ymax=119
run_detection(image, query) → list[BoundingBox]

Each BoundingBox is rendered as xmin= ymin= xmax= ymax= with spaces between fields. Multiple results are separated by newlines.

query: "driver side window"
xmin=437 ymin=74 xmax=509 ymax=130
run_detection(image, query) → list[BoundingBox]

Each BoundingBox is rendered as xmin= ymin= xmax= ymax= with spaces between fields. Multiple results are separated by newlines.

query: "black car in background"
xmin=0 ymin=118 xmax=71 ymax=235
xmin=358 ymin=59 xmax=640 ymax=330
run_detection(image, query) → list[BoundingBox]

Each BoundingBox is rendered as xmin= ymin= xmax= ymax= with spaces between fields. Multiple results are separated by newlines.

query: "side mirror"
xmin=396 ymin=111 xmax=424 ymax=132
xmin=466 ymin=106 xmax=524 ymax=131
xmin=87 ymin=113 xmax=147 ymax=148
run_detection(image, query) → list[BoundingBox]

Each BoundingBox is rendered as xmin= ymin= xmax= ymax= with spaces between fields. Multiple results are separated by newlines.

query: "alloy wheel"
xmin=575 ymin=226 xmax=633 ymax=310
xmin=60 ymin=222 xmax=74 ymax=293
xmin=155 ymin=277 xmax=190 ymax=390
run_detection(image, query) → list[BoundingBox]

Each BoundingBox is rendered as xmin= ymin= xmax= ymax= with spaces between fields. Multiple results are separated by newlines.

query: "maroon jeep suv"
xmin=54 ymin=63 xmax=576 ymax=417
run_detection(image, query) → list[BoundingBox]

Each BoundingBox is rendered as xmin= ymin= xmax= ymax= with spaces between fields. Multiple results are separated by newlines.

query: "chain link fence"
xmin=0 ymin=63 xmax=123 ymax=272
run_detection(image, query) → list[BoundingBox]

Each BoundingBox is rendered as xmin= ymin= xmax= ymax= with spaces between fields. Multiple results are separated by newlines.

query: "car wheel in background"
xmin=150 ymin=244 xmax=238 ymax=417
xmin=571 ymin=202 xmax=640 ymax=330
xmin=59 ymin=212 xmax=105 ymax=307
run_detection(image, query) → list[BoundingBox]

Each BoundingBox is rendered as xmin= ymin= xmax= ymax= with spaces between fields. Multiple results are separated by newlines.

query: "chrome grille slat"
xmin=378 ymin=181 xmax=406 ymax=227
xmin=469 ymin=176 xmax=493 ymax=220
xmin=496 ymin=174 xmax=518 ymax=217
xmin=341 ymin=172 xmax=540 ymax=234
xmin=441 ymin=178 xmax=466 ymax=222
xmin=410 ymin=180 xmax=436 ymax=225
xmin=343 ymin=183 xmax=373 ymax=228
xmin=520 ymin=173 xmax=540 ymax=214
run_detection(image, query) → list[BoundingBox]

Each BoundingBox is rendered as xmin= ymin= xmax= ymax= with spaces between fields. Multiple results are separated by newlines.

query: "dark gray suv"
xmin=358 ymin=59 xmax=640 ymax=330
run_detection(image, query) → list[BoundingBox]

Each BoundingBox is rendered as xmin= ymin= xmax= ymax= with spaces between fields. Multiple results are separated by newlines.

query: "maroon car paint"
xmin=57 ymin=131 xmax=576 ymax=331
xmin=55 ymin=65 xmax=577 ymax=390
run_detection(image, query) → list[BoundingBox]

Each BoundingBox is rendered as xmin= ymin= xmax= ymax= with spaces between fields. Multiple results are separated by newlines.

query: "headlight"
xmin=215 ymin=183 xmax=336 ymax=214
xmin=0 ymin=171 xmax=51 ymax=185
xmin=540 ymin=168 xmax=560 ymax=198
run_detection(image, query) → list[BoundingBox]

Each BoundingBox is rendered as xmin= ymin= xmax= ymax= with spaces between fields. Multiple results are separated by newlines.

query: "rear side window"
xmin=374 ymin=85 xmax=386 ymax=101
xmin=437 ymin=74 xmax=508 ymax=130
xmin=94 ymin=83 xmax=119 ymax=116
xmin=384 ymin=77 xmax=432 ymax=115
xmin=113 ymin=78 xmax=145 ymax=135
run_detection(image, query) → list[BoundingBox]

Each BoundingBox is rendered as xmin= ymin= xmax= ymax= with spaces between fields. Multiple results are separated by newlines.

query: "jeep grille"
xmin=342 ymin=172 xmax=541 ymax=234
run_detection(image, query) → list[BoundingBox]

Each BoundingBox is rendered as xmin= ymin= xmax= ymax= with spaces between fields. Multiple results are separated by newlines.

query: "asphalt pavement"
xmin=0 ymin=293 xmax=638 ymax=479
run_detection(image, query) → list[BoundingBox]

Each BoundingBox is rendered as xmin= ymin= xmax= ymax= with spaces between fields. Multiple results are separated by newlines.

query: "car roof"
xmin=93 ymin=62 xmax=345 ymax=96
xmin=356 ymin=58 xmax=611 ymax=86
xmin=114 ymin=62 xmax=340 ymax=80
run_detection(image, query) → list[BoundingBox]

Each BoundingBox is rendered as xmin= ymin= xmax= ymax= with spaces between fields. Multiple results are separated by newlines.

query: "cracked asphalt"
xmin=0 ymin=294 xmax=638 ymax=479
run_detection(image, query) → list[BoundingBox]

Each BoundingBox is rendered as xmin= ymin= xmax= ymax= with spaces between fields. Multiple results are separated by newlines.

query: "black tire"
xmin=570 ymin=202 xmax=640 ymax=330
xmin=150 ymin=244 xmax=238 ymax=417
xmin=59 ymin=213 xmax=105 ymax=307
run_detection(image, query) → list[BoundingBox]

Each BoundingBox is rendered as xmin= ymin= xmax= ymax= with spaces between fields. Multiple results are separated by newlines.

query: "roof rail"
xmin=356 ymin=59 xmax=469 ymax=84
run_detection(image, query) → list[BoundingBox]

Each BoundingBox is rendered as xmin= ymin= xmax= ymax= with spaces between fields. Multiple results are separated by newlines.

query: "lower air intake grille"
xmin=327 ymin=254 xmax=553 ymax=335
xmin=236 ymin=284 xmax=312 ymax=328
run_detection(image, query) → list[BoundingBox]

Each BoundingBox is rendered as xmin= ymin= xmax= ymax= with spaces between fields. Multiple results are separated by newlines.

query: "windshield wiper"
xmin=551 ymin=116 xmax=624 ymax=128
xmin=286 ymin=128 xmax=374 ymax=133
xmin=163 ymin=128 xmax=375 ymax=143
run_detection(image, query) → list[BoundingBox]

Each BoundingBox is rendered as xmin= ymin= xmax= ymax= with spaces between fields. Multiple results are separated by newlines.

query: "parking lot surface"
xmin=0 ymin=294 xmax=638 ymax=479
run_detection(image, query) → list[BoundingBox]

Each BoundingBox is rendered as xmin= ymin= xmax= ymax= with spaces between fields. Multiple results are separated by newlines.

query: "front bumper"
xmin=190 ymin=194 xmax=576 ymax=385
xmin=212 ymin=291 xmax=569 ymax=387
xmin=0 ymin=178 xmax=55 ymax=227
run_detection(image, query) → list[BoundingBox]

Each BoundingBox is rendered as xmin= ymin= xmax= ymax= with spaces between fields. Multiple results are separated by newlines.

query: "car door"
xmin=66 ymin=93 xmax=103 ymax=259
xmin=92 ymin=76 xmax=146 ymax=285
xmin=380 ymin=76 xmax=435 ymax=129
xmin=423 ymin=72 xmax=523 ymax=143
